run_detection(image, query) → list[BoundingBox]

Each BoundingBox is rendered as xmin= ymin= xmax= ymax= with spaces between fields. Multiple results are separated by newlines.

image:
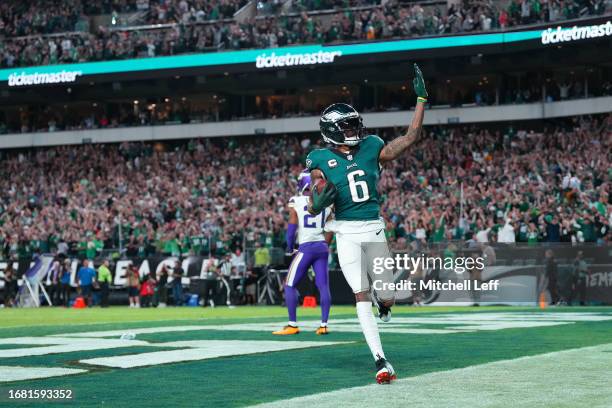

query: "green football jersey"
xmin=306 ymin=135 xmax=384 ymax=221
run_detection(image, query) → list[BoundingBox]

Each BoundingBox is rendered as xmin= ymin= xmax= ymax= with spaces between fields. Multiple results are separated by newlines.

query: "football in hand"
xmin=313 ymin=178 xmax=327 ymax=194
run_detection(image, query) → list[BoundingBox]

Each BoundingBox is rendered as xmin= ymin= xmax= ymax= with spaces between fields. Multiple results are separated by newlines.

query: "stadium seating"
xmin=2 ymin=0 xmax=610 ymax=68
xmin=0 ymin=113 xmax=609 ymax=259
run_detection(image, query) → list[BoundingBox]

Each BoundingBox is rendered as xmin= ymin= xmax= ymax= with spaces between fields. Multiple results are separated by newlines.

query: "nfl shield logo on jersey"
xmin=347 ymin=154 xmax=353 ymax=160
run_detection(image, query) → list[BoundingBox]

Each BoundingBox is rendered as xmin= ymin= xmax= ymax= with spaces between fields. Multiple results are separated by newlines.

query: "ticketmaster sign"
xmin=8 ymin=70 xmax=82 ymax=87
xmin=255 ymin=50 xmax=342 ymax=68
xmin=541 ymin=20 xmax=612 ymax=44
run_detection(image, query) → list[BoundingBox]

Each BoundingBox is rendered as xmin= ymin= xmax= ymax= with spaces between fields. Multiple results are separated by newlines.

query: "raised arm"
xmin=379 ymin=64 xmax=427 ymax=163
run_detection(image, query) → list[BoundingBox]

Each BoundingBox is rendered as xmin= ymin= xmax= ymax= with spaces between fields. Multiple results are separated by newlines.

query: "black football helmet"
xmin=319 ymin=103 xmax=364 ymax=146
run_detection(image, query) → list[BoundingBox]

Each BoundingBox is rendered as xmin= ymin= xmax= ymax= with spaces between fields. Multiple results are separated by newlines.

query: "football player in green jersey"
xmin=306 ymin=63 xmax=427 ymax=384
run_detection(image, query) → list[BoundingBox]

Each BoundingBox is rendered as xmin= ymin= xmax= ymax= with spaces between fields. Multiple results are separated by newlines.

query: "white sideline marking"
xmin=253 ymin=343 xmax=612 ymax=408
xmin=80 ymin=340 xmax=352 ymax=368
xmin=0 ymin=337 xmax=151 ymax=358
xmin=51 ymin=325 xmax=214 ymax=338
xmin=195 ymin=322 xmax=469 ymax=334
xmin=0 ymin=366 xmax=87 ymax=382
xmin=0 ymin=337 xmax=150 ymax=345
xmin=177 ymin=312 xmax=612 ymax=334
xmin=42 ymin=313 xmax=612 ymax=338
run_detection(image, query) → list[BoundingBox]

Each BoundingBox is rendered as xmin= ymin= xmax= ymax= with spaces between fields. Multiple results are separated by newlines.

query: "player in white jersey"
xmin=273 ymin=170 xmax=333 ymax=336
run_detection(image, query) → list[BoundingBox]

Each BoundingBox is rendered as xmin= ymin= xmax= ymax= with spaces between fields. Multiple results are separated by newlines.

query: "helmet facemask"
xmin=320 ymin=104 xmax=364 ymax=147
xmin=336 ymin=116 xmax=363 ymax=146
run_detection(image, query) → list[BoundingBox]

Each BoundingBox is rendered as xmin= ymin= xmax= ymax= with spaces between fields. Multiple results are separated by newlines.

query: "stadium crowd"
xmin=0 ymin=114 xmax=609 ymax=262
xmin=1 ymin=0 xmax=610 ymax=68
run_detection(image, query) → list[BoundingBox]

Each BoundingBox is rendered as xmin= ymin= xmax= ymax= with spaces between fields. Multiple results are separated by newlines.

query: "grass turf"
xmin=0 ymin=306 xmax=610 ymax=407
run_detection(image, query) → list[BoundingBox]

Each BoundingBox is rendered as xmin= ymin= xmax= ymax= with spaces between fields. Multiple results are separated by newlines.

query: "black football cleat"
xmin=375 ymin=300 xmax=392 ymax=322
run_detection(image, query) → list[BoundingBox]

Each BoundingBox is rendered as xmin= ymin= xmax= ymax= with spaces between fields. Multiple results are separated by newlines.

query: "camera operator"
xmin=3 ymin=263 xmax=17 ymax=307
xmin=171 ymin=261 xmax=184 ymax=306
xmin=59 ymin=259 xmax=72 ymax=306
xmin=155 ymin=264 xmax=169 ymax=307
xmin=126 ymin=264 xmax=141 ymax=308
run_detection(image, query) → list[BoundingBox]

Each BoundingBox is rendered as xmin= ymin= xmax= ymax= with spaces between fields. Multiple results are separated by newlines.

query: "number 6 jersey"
xmin=306 ymin=134 xmax=384 ymax=221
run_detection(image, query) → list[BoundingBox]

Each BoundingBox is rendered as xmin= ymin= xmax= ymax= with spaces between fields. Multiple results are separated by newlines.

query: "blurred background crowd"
xmin=0 ymin=113 xmax=609 ymax=261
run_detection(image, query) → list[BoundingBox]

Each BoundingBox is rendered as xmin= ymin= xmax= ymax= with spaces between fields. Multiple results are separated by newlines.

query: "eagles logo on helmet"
xmin=319 ymin=103 xmax=364 ymax=146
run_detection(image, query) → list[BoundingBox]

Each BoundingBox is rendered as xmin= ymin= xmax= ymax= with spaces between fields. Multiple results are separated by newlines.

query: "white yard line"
xmin=79 ymin=340 xmax=353 ymax=368
xmin=0 ymin=366 xmax=87 ymax=382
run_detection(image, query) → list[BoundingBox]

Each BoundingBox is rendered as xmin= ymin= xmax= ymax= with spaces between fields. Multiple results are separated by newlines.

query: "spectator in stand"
xmin=126 ymin=264 xmax=141 ymax=307
xmin=76 ymin=259 xmax=96 ymax=306
xmin=156 ymin=264 xmax=169 ymax=306
xmin=545 ymin=216 xmax=561 ymax=242
xmin=97 ymin=259 xmax=112 ymax=307
xmin=497 ymin=219 xmax=516 ymax=243
xmin=57 ymin=239 xmax=69 ymax=256
xmin=230 ymin=247 xmax=246 ymax=274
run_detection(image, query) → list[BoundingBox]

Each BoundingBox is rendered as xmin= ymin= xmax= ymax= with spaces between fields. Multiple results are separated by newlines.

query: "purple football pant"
xmin=285 ymin=243 xmax=331 ymax=324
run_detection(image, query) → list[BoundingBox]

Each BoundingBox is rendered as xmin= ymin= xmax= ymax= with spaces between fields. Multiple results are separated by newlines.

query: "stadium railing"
xmin=2 ymin=95 xmax=610 ymax=148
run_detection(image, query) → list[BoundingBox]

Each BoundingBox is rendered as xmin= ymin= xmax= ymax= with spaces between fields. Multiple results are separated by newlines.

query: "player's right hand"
xmin=311 ymin=182 xmax=337 ymax=214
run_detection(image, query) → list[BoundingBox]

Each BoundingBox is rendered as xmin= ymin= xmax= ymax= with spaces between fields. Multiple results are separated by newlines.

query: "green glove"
xmin=311 ymin=182 xmax=337 ymax=215
xmin=412 ymin=63 xmax=428 ymax=99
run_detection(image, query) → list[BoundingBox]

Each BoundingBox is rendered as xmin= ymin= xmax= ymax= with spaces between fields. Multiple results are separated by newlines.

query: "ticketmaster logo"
xmin=255 ymin=50 xmax=342 ymax=69
xmin=8 ymin=70 xmax=82 ymax=87
xmin=541 ymin=21 xmax=612 ymax=44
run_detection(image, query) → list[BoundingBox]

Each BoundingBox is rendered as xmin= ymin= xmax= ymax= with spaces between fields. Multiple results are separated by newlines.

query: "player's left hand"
xmin=311 ymin=182 xmax=337 ymax=215
xmin=413 ymin=63 xmax=428 ymax=99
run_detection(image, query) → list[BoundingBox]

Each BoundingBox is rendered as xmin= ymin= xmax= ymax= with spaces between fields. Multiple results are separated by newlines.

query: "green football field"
xmin=0 ymin=305 xmax=611 ymax=407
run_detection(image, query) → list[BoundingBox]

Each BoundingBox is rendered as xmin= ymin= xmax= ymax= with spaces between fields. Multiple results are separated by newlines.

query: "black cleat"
xmin=375 ymin=300 xmax=392 ymax=322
